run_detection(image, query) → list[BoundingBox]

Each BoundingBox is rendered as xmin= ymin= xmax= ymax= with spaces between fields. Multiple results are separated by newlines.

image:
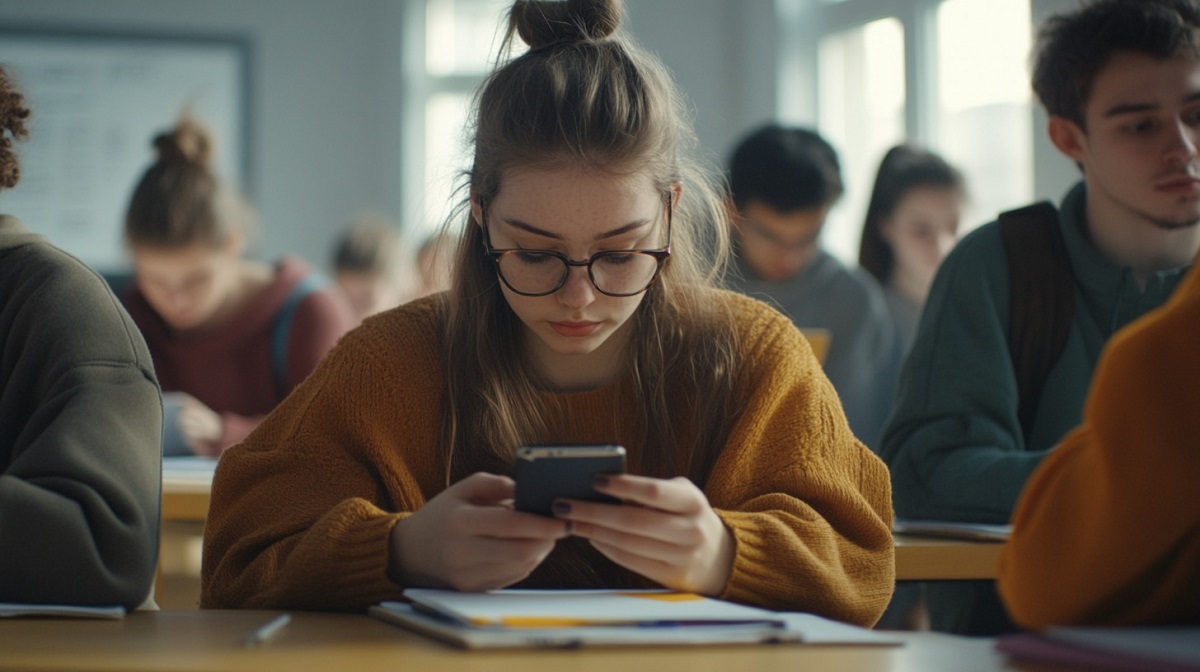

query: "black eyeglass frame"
xmin=479 ymin=194 xmax=673 ymax=298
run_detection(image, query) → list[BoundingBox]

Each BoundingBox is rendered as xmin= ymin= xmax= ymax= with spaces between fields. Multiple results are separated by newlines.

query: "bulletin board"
xmin=0 ymin=27 xmax=252 ymax=271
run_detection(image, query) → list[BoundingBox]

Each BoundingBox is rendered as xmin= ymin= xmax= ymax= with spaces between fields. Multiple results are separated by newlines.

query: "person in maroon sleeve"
xmin=121 ymin=118 xmax=355 ymax=457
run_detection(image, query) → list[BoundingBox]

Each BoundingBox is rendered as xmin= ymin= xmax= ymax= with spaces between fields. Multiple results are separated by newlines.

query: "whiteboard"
xmin=0 ymin=29 xmax=249 ymax=271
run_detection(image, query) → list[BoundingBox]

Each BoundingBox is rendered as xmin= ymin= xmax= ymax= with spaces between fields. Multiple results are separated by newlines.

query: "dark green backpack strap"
xmin=272 ymin=273 xmax=329 ymax=398
xmin=999 ymin=201 xmax=1075 ymax=444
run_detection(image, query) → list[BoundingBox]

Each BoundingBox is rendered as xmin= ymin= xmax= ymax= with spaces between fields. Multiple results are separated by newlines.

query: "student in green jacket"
xmin=0 ymin=65 xmax=161 ymax=609
xmin=881 ymin=0 xmax=1200 ymax=635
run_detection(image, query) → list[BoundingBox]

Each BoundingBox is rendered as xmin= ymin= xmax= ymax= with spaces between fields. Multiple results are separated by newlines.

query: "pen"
xmin=241 ymin=613 xmax=292 ymax=646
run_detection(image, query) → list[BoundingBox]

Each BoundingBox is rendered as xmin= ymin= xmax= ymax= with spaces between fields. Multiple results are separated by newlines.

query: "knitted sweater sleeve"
xmin=709 ymin=296 xmax=895 ymax=627
xmin=998 ymin=267 xmax=1200 ymax=628
xmin=201 ymin=303 xmax=442 ymax=611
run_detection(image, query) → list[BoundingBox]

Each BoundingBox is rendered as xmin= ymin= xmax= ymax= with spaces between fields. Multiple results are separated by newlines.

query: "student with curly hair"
xmin=0 ymin=64 xmax=160 ymax=608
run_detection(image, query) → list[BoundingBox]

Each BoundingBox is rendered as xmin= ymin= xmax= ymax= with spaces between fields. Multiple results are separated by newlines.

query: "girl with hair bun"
xmin=202 ymin=0 xmax=893 ymax=625
xmin=121 ymin=118 xmax=355 ymax=457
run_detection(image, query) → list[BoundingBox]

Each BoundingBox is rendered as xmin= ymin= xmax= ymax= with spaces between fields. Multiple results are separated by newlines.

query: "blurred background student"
xmin=858 ymin=144 xmax=965 ymax=354
xmin=120 ymin=117 xmax=355 ymax=457
xmin=725 ymin=124 xmax=899 ymax=450
xmin=414 ymin=229 xmax=456 ymax=298
xmin=1 ymin=64 xmax=160 ymax=609
xmin=331 ymin=212 xmax=417 ymax=324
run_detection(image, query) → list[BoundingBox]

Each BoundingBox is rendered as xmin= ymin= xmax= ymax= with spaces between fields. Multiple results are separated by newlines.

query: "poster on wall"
xmin=0 ymin=28 xmax=250 ymax=272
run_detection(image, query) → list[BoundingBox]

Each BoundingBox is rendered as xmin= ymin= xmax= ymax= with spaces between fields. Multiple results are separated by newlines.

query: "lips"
xmin=1156 ymin=174 xmax=1200 ymax=193
xmin=549 ymin=321 xmax=601 ymax=337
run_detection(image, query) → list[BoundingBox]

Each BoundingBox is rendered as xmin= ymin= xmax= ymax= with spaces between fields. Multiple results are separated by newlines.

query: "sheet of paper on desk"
xmin=0 ymin=603 xmax=125 ymax=619
xmin=161 ymin=456 xmax=218 ymax=482
xmin=893 ymin=519 xmax=1012 ymax=541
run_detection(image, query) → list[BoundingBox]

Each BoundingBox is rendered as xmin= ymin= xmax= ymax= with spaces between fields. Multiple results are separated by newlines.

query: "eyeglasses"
xmin=738 ymin=216 xmax=819 ymax=253
xmin=480 ymin=195 xmax=672 ymax=297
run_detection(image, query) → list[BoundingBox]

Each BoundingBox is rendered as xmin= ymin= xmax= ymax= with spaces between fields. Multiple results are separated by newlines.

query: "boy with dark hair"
xmin=726 ymin=124 xmax=898 ymax=450
xmin=882 ymin=0 xmax=1200 ymax=634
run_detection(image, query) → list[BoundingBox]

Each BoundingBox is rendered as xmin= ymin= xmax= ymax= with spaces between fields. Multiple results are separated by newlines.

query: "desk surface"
xmin=893 ymin=534 xmax=1003 ymax=581
xmin=162 ymin=458 xmax=217 ymax=522
xmin=0 ymin=609 xmax=1055 ymax=672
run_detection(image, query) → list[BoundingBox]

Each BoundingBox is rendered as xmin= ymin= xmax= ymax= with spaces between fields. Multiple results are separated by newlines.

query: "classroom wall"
xmin=0 ymin=0 xmax=778 ymax=271
xmin=0 ymin=0 xmax=406 ymax=271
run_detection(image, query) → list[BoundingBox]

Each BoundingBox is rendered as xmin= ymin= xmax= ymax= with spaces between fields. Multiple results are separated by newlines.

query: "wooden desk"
xmin=0 ymin=610 xmax=1054 ymax=672
xmin=894 ymin=534 xmax=1004 ymax=581
xmin=162 ymin=458 xmax=216 ymax=522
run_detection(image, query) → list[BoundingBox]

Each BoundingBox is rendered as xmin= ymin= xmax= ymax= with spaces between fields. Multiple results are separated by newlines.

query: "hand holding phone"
xmin=513 ymin=444 xmax=627 ymax=516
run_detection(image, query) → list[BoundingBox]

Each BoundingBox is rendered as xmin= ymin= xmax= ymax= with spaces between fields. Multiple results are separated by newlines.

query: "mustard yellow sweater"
xmin=201 ymin=290 xmax=894 ymax=625
xmin=998 ymin=264 xmax=1200 ymax=628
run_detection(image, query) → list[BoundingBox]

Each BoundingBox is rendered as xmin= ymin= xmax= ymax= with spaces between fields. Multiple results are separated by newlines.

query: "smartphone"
xmin=513 ymin=444 xmax=627 ymax=516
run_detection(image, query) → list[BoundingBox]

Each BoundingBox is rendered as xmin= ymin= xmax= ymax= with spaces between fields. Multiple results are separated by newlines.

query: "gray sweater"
xmin=0 ymin=216 xmax=161 ymax=608
xmin=726 ymin=249 xmax=899 ymax=450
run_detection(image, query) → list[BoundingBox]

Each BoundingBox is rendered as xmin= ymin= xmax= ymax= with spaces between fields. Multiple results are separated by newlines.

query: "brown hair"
xmin=0 ymin=65 xmax=31 ymax=191
xmin=1033 ymin=0 xmax=1200 ymax=129
xmin=441 ymin=0 xmax=742 ymax=484
xmin=858 ymin=144 xmax=964 ymax=284
xmin=124 ymin=118 xmax=250 ymax=250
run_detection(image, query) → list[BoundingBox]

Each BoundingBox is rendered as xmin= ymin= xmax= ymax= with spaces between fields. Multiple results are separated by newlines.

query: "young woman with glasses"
xmin=201 ymin=0 xmax=893 ymax=625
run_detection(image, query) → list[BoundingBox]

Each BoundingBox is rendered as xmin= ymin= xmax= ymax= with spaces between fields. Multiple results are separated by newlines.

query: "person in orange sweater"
xmin=201 ymin=0 xmax=894 ymax=625
xmin=999 ymin=261 xmax=1200 ymax=627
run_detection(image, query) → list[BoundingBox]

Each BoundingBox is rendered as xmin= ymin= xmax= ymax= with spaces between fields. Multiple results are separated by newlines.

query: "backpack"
xmin=271 ymin=274 xmax=329 ymax=398
xmin=998 ymin=202 xmax=1075 ymax=444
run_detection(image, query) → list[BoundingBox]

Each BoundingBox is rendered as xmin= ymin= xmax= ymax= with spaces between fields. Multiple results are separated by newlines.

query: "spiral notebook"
xmin=370 ymin=588 xmax=901 ymax=649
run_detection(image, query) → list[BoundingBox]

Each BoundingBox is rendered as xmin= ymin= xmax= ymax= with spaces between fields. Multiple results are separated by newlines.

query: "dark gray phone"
xmin=513 ymin=444 xmax=627 ymax=516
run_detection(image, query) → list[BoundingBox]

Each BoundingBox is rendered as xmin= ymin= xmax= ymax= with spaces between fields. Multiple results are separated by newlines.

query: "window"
xmin=403 ymin=0 xmax=510 ymax=244
xmin=936 ymin=0 xmax=1033 ymax=234
xmin=817 ymin=18 xmax=906 ymax=262
xmin=778 ymin=0 xmax=1033 ymax=265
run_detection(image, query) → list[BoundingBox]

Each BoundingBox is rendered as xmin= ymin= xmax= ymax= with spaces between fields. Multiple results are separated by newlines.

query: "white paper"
xmin=403 ymin=588 xmax=784 ymax=626
xmin=0 ymin=603 xmax=125 ymax=619
xmin=893 ymin=519 xmax=1012 ymax=541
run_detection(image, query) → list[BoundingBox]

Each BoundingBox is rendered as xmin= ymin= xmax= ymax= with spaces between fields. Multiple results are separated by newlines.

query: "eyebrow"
xmin=500 ymin=216 xmax=654 ymax=241
xmin=1103 ymin=91 xmax=1200 ymax=118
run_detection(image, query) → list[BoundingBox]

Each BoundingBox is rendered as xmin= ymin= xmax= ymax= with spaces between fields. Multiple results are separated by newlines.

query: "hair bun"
xmin=152 ymin=117 xmax=213 ymax=168
xmin=512 ymin=0 xmax=622 ymax=49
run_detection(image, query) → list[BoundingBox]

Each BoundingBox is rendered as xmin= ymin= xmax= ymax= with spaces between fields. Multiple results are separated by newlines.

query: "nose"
xmin=555 ymin=264 xmax=597 ymax=309
xmin=1166 ymin=117 xmax=1199 ymax=167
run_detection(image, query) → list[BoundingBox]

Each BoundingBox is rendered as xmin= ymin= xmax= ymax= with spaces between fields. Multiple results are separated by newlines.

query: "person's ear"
xmin=669 ymin=181 xmax=683 ymax=210
xmin=469 ymin=193 xmax=483 ymax=229
xmin=1048 ymin=115 xmax=1088 ymax=163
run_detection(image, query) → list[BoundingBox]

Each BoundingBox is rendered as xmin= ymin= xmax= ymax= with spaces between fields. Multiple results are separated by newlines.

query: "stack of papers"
xmin=161 ymin=456 xmax=219 ymax=487
xmin=893 ymin=519 xmax=1012 ymax=542
xmin=371 ymin=589 xmax=901 ymax=649
xmin=0 ymin=603 xmax=125 ymax=619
